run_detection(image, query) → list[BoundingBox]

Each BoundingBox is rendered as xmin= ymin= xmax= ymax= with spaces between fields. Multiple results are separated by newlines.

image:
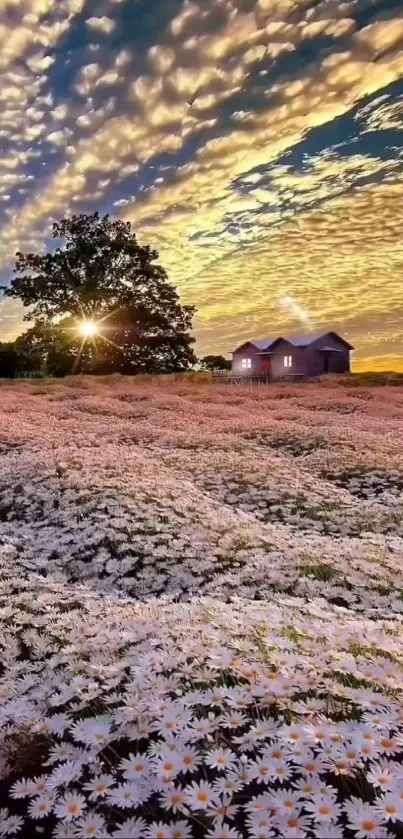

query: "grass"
xmin=301 ymin=561 xmax=344 ymax=583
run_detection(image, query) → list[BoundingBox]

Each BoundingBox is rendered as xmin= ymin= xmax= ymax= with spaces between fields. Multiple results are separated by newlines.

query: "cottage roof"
xmin=317 ymin=345 xmax=344 ymax=352
xmin=232 ymin=331 xmax=354 ymax=353
xmin=251 ymin=338 xmax=276 ymax=350
xmin=283 ymin=333 xmax=325 ymax=347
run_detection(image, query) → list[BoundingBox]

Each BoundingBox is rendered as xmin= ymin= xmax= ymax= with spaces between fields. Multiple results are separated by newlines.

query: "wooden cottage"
xmin=231 ymin=332 xmax=354 ymax=380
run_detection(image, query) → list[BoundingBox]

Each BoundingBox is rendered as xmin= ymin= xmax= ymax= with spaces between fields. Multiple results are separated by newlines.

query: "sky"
xmin=0 ymin=0 xmax=402 ymax=370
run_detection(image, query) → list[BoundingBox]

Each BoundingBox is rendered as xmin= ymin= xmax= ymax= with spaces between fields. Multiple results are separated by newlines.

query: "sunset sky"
xmin=0 ymin=0 xmax=402 ymax=370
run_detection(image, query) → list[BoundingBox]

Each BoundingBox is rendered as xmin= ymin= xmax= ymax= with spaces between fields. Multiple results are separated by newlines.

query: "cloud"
xmin=355 ymin=93 xmax=403 ymax=131
xmin=26 ymin=53 xmax=55 ymax=73
xmin=278 ymin=296 xmax=314 ymax=331
xmin=45 ymin=128 xmax=73 ymax=145
xmin=85 ymin=16 xmax=116 ymax=35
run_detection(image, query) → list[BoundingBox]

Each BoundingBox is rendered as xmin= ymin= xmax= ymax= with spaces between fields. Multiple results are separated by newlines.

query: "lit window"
xmin=241 ymin=358 xmax=252 ymax=369
xmin=284 ymin=355 xmax=292 ymax=368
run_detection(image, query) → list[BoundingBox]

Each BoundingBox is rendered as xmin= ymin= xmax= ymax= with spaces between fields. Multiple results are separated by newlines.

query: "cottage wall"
xmin=305 ymin=334 xmax=351 ymax=376
xmin=270 ymin=341 xmax=306 ymax=379
xmin=231 ymin=343 xmax=261 ymax=375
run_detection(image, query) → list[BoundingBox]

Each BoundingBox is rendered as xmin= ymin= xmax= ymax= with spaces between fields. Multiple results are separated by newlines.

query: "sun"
xmin=79 ymin=321 xmax=99 ymax=337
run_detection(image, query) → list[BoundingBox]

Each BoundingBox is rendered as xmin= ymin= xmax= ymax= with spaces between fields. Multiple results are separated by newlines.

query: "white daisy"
xmin=112 ymin=817 xmax=148 ymax=838
xmin=345 ymin=798 xmax=384 ymax=838
xmin=47 ymin=760 xmax=82 ymax=789
xmin=374 ymin=793 xmax=403 ymax=823
xmin=245 ymin=812 xmax=276 ymax=838
xmin=159 ymin=786 xmax=187 ymax=814
xmin=73 ymin=813 xmax=107 ymax=838
xmin=0 ymin=814 xmax=24 ymax=835
xmin=144 ymin=822 xmax=173 ymax=839
xmin=9 ymin=779 xmax=31 ymax=799
xmin=169 ymin=821 xmax=193 ymax=839
xmin=54 ymin=792 xmax=87 ymax=822
xmin=206 ymin=825 xmax=243 ymax=838
xmin=184 ymin=780 xmax=218 ymax=810
xmin=177 ymin=747 xmax=201 ymax=774
xmin=83 ymin=774 xmax=116 ymax=800
xmin=28 ymin=795 xmax=55 ymax=819
xmin=119 ymin=753 xmax=153 ymax=780
xmin=205 ymin=748 xmax=236 ymax=772
xmin=305 ymin=794 xmax=343 ymax=822
xmin=276 ymin=813 xmax=312 ymax=838
xmin=367 ymin=763 xmax=397 ymax=791
xmin=273 ymin=791 xmax=303 ymax=816
xmin=104 ymin=778 xmax=140 ymax=807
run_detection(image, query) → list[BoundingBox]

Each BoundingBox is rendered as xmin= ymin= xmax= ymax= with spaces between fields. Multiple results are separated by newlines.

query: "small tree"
xmin=0 ymin=343 xmax=21 ymax=378
xmin=2 ymin=213 xmax=197 ymax=376
xmin=15 ymin=322 xmax=77 ymax=378
xmin=200 ymin=354 xmax=231 ymax=372
xmin=0 ymin=339 xmax=41 ymax=378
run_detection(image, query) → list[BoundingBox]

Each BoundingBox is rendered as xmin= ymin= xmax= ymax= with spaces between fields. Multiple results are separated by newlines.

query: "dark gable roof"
xmin=283 ymin=333 xmax=325 ymax=347
xmin=231 ymin=338 xmax=275 ymax=353
xmin=232 ymin=331 xmax=354 ymax=353
xmin=251 ymin=338 xmax=276 ymax=350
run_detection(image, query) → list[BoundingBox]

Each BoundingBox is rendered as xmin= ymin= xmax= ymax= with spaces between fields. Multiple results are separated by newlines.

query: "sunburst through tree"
xmin=2 ymin=212 xmax=197 ymax=377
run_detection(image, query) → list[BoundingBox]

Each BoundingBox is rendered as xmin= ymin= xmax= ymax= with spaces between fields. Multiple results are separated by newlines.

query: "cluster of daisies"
xmin=1 ymin=437 xmax=403 ymax=615
xmin=0 ymin=377 xmax=403 ymax=837
xmin=1 ymin=565 xmax=403 ymax=839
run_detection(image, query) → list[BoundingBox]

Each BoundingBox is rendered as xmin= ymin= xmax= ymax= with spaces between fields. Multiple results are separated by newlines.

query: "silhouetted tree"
xmin=1 ymin=213 xmax=197 ymax=376
xmin=199 ymin=354 xmax=231 ymax=372
xmin=0 ymin=339 xmax=40 ymax=378
xmin=0 ymin=343 xmax=21 ymax=378
xmin=15 ymin=322 xmax=81 ymax=378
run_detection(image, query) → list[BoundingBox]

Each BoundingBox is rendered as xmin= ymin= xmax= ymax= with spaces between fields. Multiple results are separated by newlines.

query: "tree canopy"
xmin=1 ymin=212 xmax=197 ymax=376
xmin=199 ymin=354 xmax=231 ymax=372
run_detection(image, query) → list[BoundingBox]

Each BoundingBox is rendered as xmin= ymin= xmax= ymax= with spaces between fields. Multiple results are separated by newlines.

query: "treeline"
xmin=0 ymin=332 xmax=231 ymax=379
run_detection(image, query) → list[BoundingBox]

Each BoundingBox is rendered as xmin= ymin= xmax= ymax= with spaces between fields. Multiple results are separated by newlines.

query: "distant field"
xmin=1 ymin=375 xmax=403 ymax=839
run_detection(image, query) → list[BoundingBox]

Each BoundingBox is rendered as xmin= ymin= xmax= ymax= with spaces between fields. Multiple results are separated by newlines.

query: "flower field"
xmin=1 ymin=374 xmax=403 ymax=839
